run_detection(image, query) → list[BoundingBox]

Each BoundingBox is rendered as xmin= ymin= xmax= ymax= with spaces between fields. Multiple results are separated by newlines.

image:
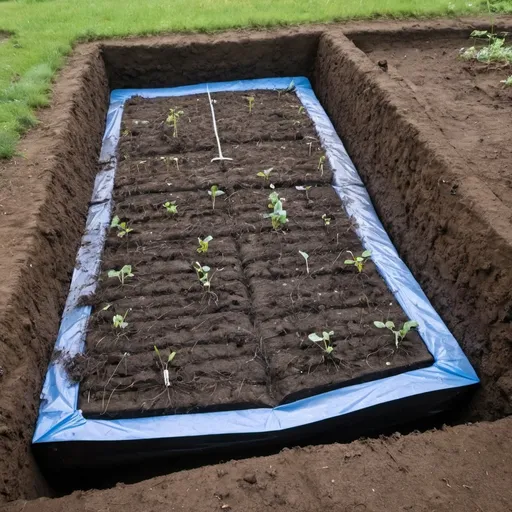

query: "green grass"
xmin=0 ymin=0 xmax=511 ymax=159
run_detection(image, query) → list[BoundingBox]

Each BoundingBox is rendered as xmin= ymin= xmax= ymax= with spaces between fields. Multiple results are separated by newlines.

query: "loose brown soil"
xmin=6 ymin=417 xmax=512 ymax=512
xmin=1 ymin=16 xmax=511 ymax=505
xmin=75 ymin=91 xmax=431 ymax=418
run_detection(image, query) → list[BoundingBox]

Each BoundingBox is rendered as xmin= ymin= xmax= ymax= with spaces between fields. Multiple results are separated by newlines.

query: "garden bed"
xmin=73 ymin=90 xmax=432 ymax=418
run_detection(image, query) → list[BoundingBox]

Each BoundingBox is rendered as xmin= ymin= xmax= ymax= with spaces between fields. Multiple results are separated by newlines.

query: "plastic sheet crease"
xmin=33 ymin=77 xmax=478 ymax=444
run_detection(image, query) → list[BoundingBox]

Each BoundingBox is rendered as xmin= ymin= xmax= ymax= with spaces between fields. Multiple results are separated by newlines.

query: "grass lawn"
xmin=0 ymin=0 xmax=511 ymax=159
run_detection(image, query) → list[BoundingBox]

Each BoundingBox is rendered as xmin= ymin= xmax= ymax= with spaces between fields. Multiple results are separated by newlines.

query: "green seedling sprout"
xmin=154 ymin=346 xmax=177 ymax=387
xmin=107 ymin=265 xmax=134 ymax=285
xmin=318 ymin=155 xmax=326 ymax=176
xmin=160 ymin=156 xmax=180 ymax=173
xmin=197 ymin=235 xmax=213 ymax=254
xmin=501 ymin=75 xmax=512 ymax=86
xmin=247 ymin=95 xmax=255 ymax=114
xmin=373 ymin=320 xmax=419 ymax=349
xmin=257 ymin=167 xmax=273 ymax=182
xmin=193 ymin=261 xmax=212 ymax=291
xmin=308 ymin=330 xmax=335 ymax=355
xmin=296 ymin=185 xmax=312 ymax=202
xmin=264 ymin=198 xmax=288 ymax=231
xmin=299 ymin=251 xmax=310 ymax=274
xmin=344 ymin=250 xmax=372 ymax=273
xmin=110 ymin=216 xmax=133 ymax=238
xmin=112 ymin=310 xmax=129 ymax=330
xmin=322 ymin=214 xmax=331 ymax=226
xmin=298 ymin=106 xmax=305 ymax=115
xmin=208 ymin=185 xmax=225 ymax=210
xmin=166 ymin=108 xmax=184 ymax=137
xmin=268 ymin=189 xmax=280 ymax=209
xmin=163 ymin=201 xmax=178 ymax=215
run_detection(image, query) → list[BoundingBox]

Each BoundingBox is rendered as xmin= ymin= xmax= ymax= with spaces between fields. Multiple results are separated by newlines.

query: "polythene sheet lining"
xmin=33 ymin=77 xmax=478 ymax=444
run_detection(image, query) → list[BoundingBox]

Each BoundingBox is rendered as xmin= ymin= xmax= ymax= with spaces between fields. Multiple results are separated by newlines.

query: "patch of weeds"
xmin=107 ymin=264 xmax=134 ymax=285
xmin=308 ymin=330 xmax=335 ymax=355
xmin=197 ymin=235 xmax=213 ymax=254
xmin=460 ymin=30 xmax=512 ymax=64
xmin=373 ymin=320 xmax=419 ymax=349
xmin=110 ymin=215 xmax=133 ymax=238
xmin=344 ymin=250 xmax=371 ymax=273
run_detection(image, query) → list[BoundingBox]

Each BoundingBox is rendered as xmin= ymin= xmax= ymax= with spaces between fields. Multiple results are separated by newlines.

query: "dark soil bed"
xmin=73 ymin=90 xmax=433 ymax=418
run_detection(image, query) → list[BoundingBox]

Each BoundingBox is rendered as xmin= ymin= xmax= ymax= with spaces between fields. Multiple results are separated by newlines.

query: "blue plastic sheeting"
xmin=33 ymin=77 xmax=478 ymax=444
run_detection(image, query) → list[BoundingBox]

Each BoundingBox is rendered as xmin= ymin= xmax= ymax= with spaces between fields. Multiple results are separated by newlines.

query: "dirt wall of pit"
xmin=0 ymin=18 xmax=511 ymax=503
xmin=314 ymin=30 xmax=512 ymax=421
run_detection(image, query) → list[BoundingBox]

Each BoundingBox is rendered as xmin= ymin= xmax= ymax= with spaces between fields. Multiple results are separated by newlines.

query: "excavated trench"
xmin=0 ymin=23 xmax=511 ymax=501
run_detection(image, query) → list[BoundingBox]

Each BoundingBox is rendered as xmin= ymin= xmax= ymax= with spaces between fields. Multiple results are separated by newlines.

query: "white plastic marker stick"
xmin=163 ymin=369 xmax=170 ymax=387
xmin=207 ymin=86 xmax=233 ymax=163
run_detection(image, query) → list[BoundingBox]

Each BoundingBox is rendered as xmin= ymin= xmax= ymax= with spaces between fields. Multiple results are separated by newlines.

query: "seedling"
xmin=373 ymin=320 xmax=419 ymax=349
xmin=247 ymin=95 xmax=255 ymax=114
xmin=298 ymin=106 xmax=305 ymax=115
xmin=165 ymin=108 xmax=184 ymax=137
xmin=308 ymin=331 xmax=335 ymax=355
xmin=322 ymin=214 xmax=331 ymax=226
xmin=193 ymin=261 xmax=212 ymax=291
xmin=110 ymin=216 xmax=133 ymax=238
xmin=154 ymin=346 xmax=177 ymax=387
xmin=268 ymin=189 xmax=281 ymax=209
xmin=501 ymin=75 xmax=512 ymax=86
xmin=107 ymin=265 xmax=134 ymax=285
xmin=160 ymin=156 xmax=179 ymax=173
xmin=296 ymin=185 xmax=312 ymax=202
xmin=264 ymin=199 xmax=288 ymax=231
xmin=208 ymin=185 xmax=225 ymax=210
xmin=197 ymin=235 xmax=213 ymax=254
xmin=112 ymin=310 xmax=129 ymax=330
xmin=317 ymin=155 xmax=326 ymax=176
xmin=163 ymin=201 xmax=178 ymax=215
xmin=299 ymin=251 xmax=310 ymax=274
xmin=257 ymin=167 xmax=273 ymax=182
xmin=344 ymin=250 xmax=372 ymax=273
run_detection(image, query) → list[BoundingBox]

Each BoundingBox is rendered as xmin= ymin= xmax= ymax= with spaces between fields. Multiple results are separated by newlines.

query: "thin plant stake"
xmin=207 ymin=86 xmax=233 ymax=163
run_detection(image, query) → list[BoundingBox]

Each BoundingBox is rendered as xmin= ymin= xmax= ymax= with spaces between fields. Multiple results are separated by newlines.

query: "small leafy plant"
xmin=373 ymin=320 xmax=419 ymax=349
xmin=344 ymin=250 xmax=372 ymax=273
xmin=154 ymin=345 xmax=177 ymax=387
xmin=460 ymin=32 xmax=512 ymax=64
xmin=318 ymin=155 xmax=326 ymax=176
xmin=256 ymin=167 xmax=273 ymax=182
xmin=208 ymin=185 xmax=225 ymax=210
xmin=298 ymin=106 xmax=305 ymax=115
xmin=163 ymin=201 xmax=178 ymax=215
xmin=166 ymin=108 xmax=184 ymax=137
xmin=197 ymin=235 xmax=213 ymax=254
xmin=112 ymin=310 xmax=129 ymax=330
xmin=501 ymin=75 xmax=512 ymax=86
xmin=308 ymin=330 xmax=335 ymax=355
xmin=247 ymin=95 xmax=255 ymax=114
xmin=296 ymin=185 xmax=312 ymax=202
xmin=299 ymin=250 xmax=310 ymax=274
xmin=110 ymin=216 xmax=133 ymax=238
xmin=322 ymin=214 xmax=331 ymax=226
xmin=193 ymin=262 xmax=212 ymax=291
xmin=107 ymin=265 xmax=134 ymax=285
xmin=264 ymin=198 xmax=288 ymax=231
xmin=267 ymin=189 xmax=281 ymax=209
